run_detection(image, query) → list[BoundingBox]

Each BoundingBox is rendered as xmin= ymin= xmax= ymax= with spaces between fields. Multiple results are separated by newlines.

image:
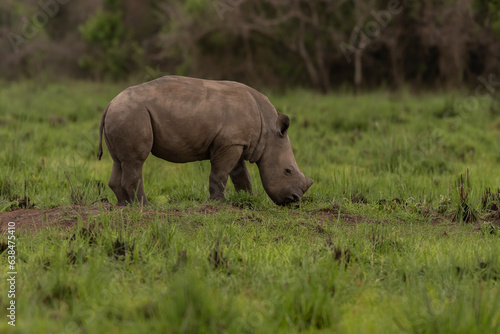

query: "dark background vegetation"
xmin=1 ymin=0 xmax=500 ymax=92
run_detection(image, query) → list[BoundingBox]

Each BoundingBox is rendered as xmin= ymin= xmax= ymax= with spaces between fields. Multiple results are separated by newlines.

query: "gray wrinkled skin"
xmin=97 ymin=76 xmax=313 ymax=206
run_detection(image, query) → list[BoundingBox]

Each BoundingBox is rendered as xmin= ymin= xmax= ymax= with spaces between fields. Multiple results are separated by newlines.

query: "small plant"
xmin=107 ymin=234 xmax=137 ymax=261
xmin=0 ymin=242 xmax=8 ymax=254
xmin=9 ymin=195 xmax=35 ymax=209
xmin=208 ymin=238 xmax=228 ymax=271
xmin=453 ymin=169 xmax=477 ymax=223
xmin=226 ymin=191 xmax=260 ymax=209
xmin=65 ymin=172 xmax=84 ymax=204
xmin=173 ymin=250 xmax=188 ymax=272
xmin=437 ymin=195 xmax=452 ymax=214
xmin=326 ymin=236 xmax=351 ymax=266
xmin=68 ymin=223 xmax=99 ymax=245
xmin=480 ymin=222 xmax=500 ymax=236
xmin=481 ymin=187 xmax=500 ymax=212
xmin=66 ymin=247 xmax=87 ymax=264
xmin=149 ymin=221 xmax=177 ymax=251
xmin=351 ymin=193 xmax=368 ymax=204
xmin=0 ymin=177 xmax=13 ymax=197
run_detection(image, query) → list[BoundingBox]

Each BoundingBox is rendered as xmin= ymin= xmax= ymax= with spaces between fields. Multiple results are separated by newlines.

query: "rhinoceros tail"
xmin=97 ymin=104 xmax=109 ymax=160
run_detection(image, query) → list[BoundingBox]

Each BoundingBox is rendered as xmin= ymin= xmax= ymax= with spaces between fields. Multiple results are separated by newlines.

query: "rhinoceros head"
xmin=255 ymin=112 xmax=313 ymax=205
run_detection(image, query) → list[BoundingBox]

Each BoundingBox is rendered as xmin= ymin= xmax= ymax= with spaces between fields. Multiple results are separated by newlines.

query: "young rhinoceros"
xmin=97 ymin=76 xmax=313 ymax=206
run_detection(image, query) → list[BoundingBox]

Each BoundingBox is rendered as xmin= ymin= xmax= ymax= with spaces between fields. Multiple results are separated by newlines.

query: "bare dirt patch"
xmin=0 ymin=203 xmax=462 ymax=235
xmin=0 ymin=204 xmax=108 ymax=234
xmin=0 ymin=203 xmax=375 ymax=235
xmin=196 ymin=204 xmax=221 ymax=214
xmin=0 ymin=204 xmax=183 ymax=234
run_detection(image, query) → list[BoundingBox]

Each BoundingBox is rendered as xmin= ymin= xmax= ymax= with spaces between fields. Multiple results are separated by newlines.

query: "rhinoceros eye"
xmin=284 ymin=168 xmax=292 ymax=175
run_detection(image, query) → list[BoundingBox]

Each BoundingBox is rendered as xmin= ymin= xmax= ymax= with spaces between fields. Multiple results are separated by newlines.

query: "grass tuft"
xmin=453 ymin=169 xmax=478 ymax=223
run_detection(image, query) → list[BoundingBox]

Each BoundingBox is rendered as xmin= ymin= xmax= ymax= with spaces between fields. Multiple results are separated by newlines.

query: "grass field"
xmin=0 ymin=80 xmax=500 ymax=333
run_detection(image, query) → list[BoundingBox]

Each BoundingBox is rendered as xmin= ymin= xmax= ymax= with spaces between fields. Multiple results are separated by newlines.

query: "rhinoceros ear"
xmin=277 ymin=113 xmax=290 ymax=136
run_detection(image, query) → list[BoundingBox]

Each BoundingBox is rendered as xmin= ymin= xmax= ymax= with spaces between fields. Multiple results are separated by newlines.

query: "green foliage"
xmin=489 ymin=0 xmax=500 ymax=37
xmin=476 ymin=0 xmax=500 ymax=37
xmin=184 ymin=0 xmax=209 ymax=15
xmin=79 ymin=10 xmax=124 ymax=49
xmin=78 ymin=4 xmax=143 ymax=80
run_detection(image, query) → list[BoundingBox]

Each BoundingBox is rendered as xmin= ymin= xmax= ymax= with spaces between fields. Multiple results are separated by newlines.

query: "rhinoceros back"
xmin=108 ymin=76 xmax=262 ymax=163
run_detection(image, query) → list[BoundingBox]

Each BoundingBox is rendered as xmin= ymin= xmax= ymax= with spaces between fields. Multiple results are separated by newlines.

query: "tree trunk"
xmin=354 ymin=50 xmax=363 ymax=95
xmin=297 ymin=22 xmax=323 ymax=92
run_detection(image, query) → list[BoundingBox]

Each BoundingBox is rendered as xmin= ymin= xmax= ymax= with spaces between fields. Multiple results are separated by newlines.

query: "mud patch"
xmin=0 ymin=204 xmax=184 ymax=234
xmin=0 ymin=205 xmax=107 ymax=234
xmin=0 ymin=202 xmax=459 ymax=235
xmin=196 ymin=204 xmax=220 ymax=214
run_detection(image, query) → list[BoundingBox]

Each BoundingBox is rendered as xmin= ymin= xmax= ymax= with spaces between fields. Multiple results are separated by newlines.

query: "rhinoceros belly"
xmin=147 ymin=106 xmax=222 ymax=163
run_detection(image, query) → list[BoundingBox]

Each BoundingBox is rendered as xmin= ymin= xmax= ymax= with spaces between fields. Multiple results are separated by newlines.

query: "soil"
xmin=0 ymin=204 xmax=113 ymax=234
xmin=0 ymin=203 xmax=185 ymax=234
xmin=1 ymin=203 xmax=479 ymax=235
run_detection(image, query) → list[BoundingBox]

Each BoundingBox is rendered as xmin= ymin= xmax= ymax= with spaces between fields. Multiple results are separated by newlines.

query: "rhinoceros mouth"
xmin=277 ymin=193 xmax=301 ymax=206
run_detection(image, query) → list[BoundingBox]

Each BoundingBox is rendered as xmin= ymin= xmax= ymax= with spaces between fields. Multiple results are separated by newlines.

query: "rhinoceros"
xmin=97 ymin=76 xmax=313 ymax=206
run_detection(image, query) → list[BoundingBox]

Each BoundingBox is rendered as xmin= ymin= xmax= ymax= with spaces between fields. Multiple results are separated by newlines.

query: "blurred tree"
xmin=338 ymin=0 xmax=382 ymax=94
xmin=236 ymin=0 xmax=354 ymax=93
xmin=78 ymin=0 xmax=143 ymax=80
xmin=0 ymin=0 xmax=499 ymax=90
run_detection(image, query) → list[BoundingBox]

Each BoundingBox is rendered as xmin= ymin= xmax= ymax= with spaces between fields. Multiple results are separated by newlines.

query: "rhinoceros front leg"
xmin=209 ymin=145 xmax=245 ymax=202
xmin=230 ymin=159 xmax=252 ymax=193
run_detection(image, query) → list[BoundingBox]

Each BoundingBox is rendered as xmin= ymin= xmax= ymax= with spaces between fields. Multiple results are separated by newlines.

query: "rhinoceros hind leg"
xmin=229 ymin=159 xmax=252 ymax=194
xmin=109 ymin=161 xmax=130 ymax=206
xmin=121 ymin=161 xmax=151 ymax=206
xmin=209 ymin=146 xmax=245 ymax=202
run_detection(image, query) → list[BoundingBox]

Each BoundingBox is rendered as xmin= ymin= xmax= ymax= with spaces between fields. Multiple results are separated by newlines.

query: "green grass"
xmin=1 ymin=80 xmax=500 ymax=333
